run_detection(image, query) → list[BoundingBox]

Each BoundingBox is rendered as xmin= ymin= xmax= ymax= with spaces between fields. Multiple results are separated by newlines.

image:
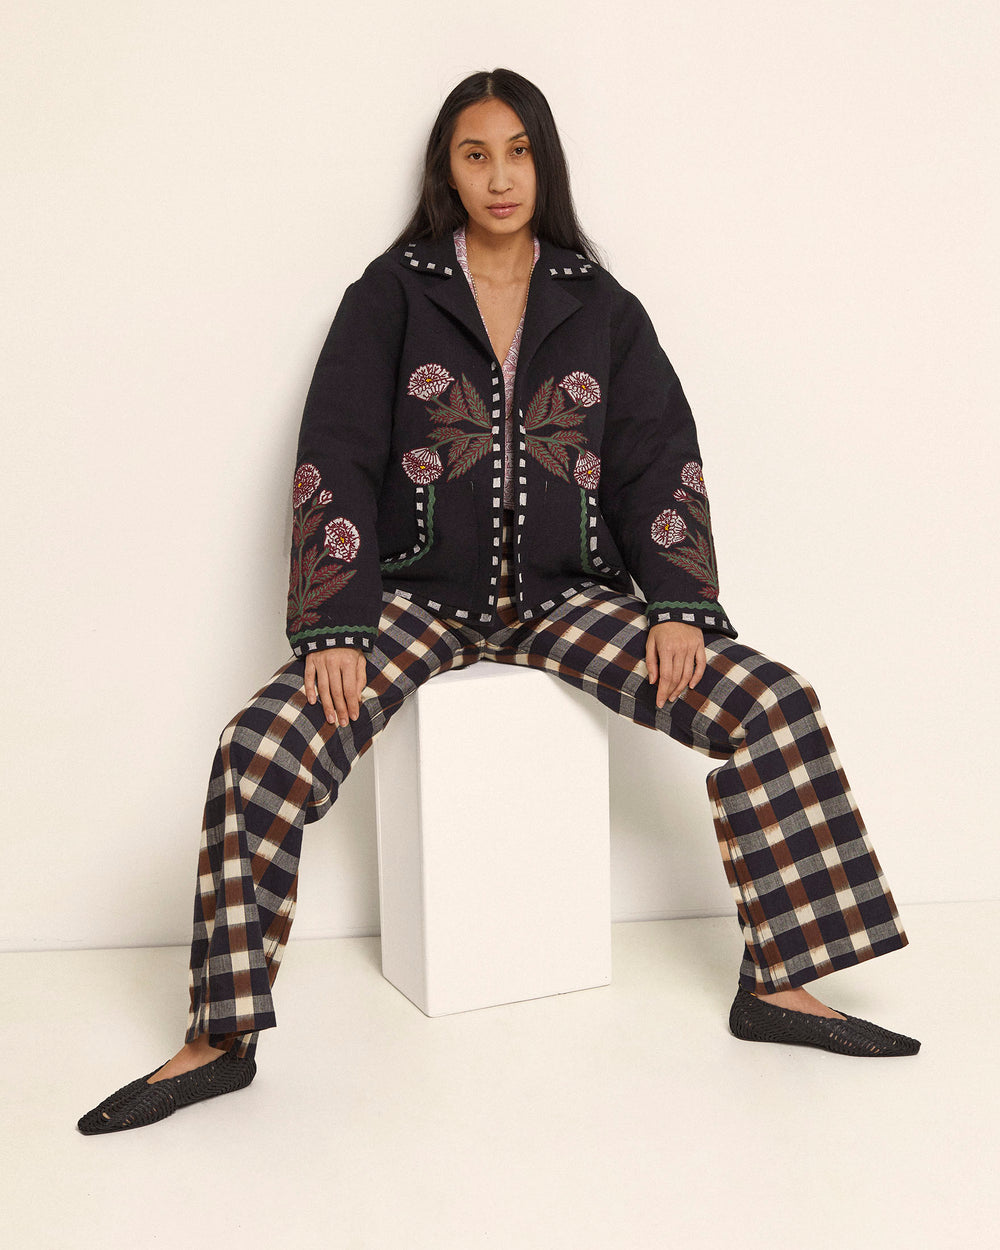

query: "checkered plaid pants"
xmin=188 ymin=512 xmax=908 ymax=1060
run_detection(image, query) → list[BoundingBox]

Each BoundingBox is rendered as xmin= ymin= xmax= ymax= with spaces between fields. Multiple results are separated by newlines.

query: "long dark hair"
xmin=387 ymin=68 xmax=606 ymax=267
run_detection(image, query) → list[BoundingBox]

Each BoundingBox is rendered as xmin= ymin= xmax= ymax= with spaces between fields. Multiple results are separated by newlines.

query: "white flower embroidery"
xmin=651 ymin=508 xmax=687 ymax=548
xmin=292 ymin=463 xmax=321 ymax=509
xmin=680 ymin=461 xmax=707 ymax=496
xmin=324 ymin=517 xmax=361 ymax=563
xmin=407 ymin=364 xmax=455 ymax=401
xmin=559 ymin=371 xmax=601 ymax=407
xmin=402 ymin=447 xmax=444 ymax=485
xmin=573 ymin=451 xmax=601 ymax=490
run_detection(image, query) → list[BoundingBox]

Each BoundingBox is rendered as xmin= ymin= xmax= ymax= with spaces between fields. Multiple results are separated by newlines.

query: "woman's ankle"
xmin=148 ymin=1036 xmax=227 ymax=1084
xmin=185 ymin=1031 xmax=231 ymax=1057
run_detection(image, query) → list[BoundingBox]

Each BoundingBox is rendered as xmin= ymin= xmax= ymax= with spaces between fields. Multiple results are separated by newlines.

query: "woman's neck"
xmin=463 ymin=220 xmax=535 ymax=285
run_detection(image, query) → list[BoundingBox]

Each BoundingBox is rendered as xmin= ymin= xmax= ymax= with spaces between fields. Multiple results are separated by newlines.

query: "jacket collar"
xmin=398 ymin=232 xmax=595 ymax=371
xmin=399 ymin=233 xmax=596 ymax=280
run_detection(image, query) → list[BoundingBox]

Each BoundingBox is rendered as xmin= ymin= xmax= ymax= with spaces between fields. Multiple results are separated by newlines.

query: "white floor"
xmin=2 ymin=900 xmax=997 ymax=1250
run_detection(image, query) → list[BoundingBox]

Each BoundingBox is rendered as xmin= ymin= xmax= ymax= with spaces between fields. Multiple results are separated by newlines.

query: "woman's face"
xmin=447 ymin=97 xmax=537 ymax=242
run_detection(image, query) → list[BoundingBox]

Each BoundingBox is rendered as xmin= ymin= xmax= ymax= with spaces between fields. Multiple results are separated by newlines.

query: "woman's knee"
xmin=707 ymin=639 xmax=820 ymax=720
xmin=753 ymin=661 xmax=823 ymax=728
xmin=218 ymin=664 xmax=310 ymax=753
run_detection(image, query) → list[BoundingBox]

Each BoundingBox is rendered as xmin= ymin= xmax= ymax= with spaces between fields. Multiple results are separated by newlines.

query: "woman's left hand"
xmin=645 ymin=621 xmax=706 ymax=708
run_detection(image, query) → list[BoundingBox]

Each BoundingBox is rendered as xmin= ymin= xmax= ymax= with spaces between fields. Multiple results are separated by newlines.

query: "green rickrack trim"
xmin=645 ymin=599 xmax=722 ymax=613
xmin=578 ymin=487 xmax=594 ymax=574
xmin=379 ymin=484 xmax=436 ymax=572
xmin=290 ymin=624 xmax=379 ymax=642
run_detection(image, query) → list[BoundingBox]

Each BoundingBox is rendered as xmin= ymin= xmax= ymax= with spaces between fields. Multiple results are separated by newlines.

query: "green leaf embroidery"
xmin=447 ymin=432 xmax=492 ymax=479
xmin=523 ymin=378 xmax=554 ymax=431
xmin=526 ymin=434 xmax=570 ymax=481
xmin=461 ymin=374 xmax=492 ymax=428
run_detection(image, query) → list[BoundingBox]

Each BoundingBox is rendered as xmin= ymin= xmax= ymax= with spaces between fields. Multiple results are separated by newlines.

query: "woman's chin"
xmin=467 ymin=211 xmax=533 ymax=239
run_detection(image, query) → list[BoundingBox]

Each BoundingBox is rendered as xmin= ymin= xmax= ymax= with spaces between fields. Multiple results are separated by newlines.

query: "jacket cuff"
xmin=644 ymin=600 xmax=737 ymax=638
xmin=289 ymin=625 xmax=379 ymax=657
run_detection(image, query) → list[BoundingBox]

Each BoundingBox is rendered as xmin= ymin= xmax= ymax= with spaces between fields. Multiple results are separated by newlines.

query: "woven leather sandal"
xmin=77 ymin=1047 xmax=257 ymax=1135
xmin=728 ymin=986 xmax=920 ymax=1056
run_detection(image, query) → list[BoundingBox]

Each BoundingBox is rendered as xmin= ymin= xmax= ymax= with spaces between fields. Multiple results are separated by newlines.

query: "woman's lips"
xmin=487 ymin=204 xmax=519 ymax=218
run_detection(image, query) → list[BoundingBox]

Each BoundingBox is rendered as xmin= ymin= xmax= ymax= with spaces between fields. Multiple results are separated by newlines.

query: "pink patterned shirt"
xmin=453 ymin=224 xmax=541 ymax=510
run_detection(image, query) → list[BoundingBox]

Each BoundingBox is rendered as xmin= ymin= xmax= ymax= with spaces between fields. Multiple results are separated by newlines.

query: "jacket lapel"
xmin=399 ymin=233 xmax=595 ymax=371
xmin=400 ymin=234 xmax=495 ymax=362
xmin=517 ymin=238 xmax=589 ymax=379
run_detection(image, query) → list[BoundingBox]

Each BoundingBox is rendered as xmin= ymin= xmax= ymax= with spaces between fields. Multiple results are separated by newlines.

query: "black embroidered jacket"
xmin=287 ymin=233 xmax=736 ymax=656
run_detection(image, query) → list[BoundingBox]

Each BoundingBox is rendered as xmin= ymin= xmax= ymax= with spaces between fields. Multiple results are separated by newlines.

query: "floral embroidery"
xmin=407 ymin=364 xmax=604 ymax=488
xmin=293 ymin=462 xmax=321 ymax=509
xmin=521 ymin=372 xmax=599 ymax=482
xmin=561 ymin=371 xmax=602 ymax=408
xmin=652 ymin=462 xmax=719 ymax=599
xmin=681 ymin=461 xmax=707 ymax=496
xmin=573 ymin=451 xmax=601 ymax=490
xmin=406 ymin=363 xmax=494 ymax=480
xmin=651 ymin=509 xmax=688 ymax=547
xmin=324 ymin=517 xmax=361 ymax=563
xmin=402 ymin=447 xmax=443 ymax=485
xmin=407 ymin=364 xmax=455 ymax=401
xmin=287 ymin=463 xmax=359 ymax=634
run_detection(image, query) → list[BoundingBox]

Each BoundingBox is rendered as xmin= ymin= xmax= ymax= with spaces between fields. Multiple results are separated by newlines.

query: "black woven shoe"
xmin=76 ymin=1067 xmax=163 ymax=1136
xmin=77 ymin=1047 xmax=257 ymax=1135
xmin=728 ymin=986 xmax=920 ymax=1056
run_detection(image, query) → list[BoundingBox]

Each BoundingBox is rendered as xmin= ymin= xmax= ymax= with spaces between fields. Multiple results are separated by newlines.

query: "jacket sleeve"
xmin=598 ymin=284 xmax=737 ymax=639
xmin=286 ymin=261 xmax=403 ymax=657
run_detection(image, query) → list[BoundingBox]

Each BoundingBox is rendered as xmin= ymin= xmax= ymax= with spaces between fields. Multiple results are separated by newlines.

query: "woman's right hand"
xmin=304 ymin=648 xmax=368 ymax=727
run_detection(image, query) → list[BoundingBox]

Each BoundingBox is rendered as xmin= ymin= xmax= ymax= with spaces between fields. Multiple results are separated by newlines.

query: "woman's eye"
xmin=466 ymin=147 xmax=529 ymax=161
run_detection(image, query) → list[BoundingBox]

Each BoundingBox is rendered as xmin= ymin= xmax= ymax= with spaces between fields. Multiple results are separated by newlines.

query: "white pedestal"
xmin=372 ymin=662 xmax=612 ymax=1016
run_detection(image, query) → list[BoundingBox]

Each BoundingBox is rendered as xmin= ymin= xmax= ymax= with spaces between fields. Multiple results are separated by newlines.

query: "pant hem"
xmin=738 ymin=927 xmax=910 ymax=994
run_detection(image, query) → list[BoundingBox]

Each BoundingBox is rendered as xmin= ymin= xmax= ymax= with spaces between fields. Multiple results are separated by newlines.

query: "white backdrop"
xmin=2 ymin=1 xmax=997 ymax=952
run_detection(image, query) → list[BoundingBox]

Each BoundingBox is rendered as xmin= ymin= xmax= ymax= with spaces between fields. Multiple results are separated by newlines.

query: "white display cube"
xmin=372 ymin=662 xmax=612 ymax=1016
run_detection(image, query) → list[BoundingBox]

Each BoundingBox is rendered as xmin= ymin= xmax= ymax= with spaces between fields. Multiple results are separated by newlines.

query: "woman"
xmin=78 ymin=68 xmax=919 ymax=1136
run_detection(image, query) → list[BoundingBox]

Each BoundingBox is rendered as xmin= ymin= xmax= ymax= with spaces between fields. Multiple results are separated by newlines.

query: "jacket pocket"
xmin=578 ymin=485 xmax=623 ymax=578
xmin=379 ymin=482 xmax=437 ymax=572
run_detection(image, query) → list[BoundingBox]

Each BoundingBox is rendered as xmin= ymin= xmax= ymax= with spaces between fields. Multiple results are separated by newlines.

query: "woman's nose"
xmin=489 ymin=161 xmax=513 ymax=193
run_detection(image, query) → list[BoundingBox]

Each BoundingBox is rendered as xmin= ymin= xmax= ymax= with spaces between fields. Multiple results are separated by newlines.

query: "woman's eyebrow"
xmin=456 ymin=131 xmax=528 ymax=147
